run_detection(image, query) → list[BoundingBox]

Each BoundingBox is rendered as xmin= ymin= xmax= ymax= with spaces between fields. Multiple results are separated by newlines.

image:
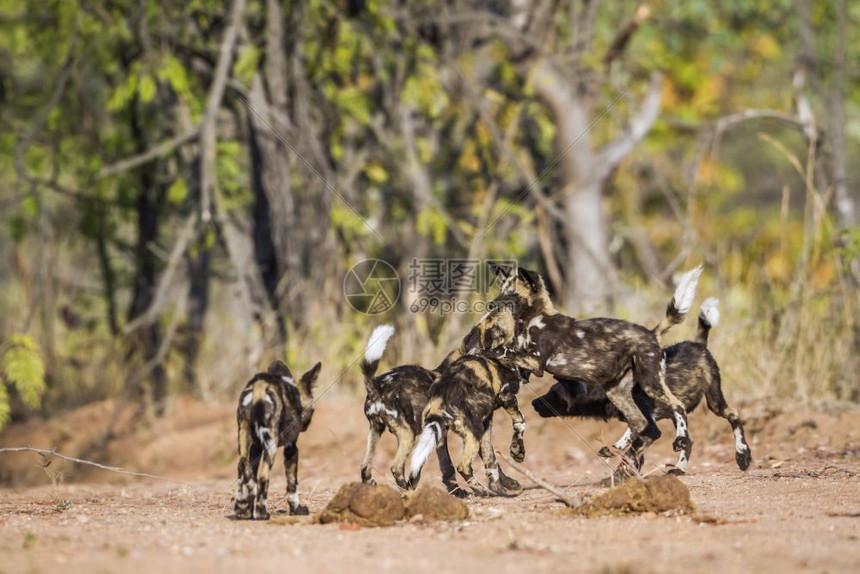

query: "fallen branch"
xmin=497 ymin=451 xmax=582 ymax=507
xmin=0 ymin=447 xmax=191 ymax=486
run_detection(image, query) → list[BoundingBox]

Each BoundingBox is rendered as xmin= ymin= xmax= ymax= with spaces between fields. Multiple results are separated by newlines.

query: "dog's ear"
xmin=299 ymin=362 xmax=322 ymax=395
xmin=488 ymin=262 xmax=514 ymax=281
xmin=267 ymin=360 xmax=292 ymax=379
xmin=518 ymin=267 xmax=543 ymax=293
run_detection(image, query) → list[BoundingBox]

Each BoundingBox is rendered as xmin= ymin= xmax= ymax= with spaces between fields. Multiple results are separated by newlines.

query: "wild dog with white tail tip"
xmin=234 ymin=360 xmax=321 ymax=520
xmin=532 ymin=298 xmax=752 ymax=473
xmin=481 ymin=264 xmax=703 ymax=460
xmin=407 ymin=351 xmax=535 ymax=496
xmin=360 ymin=325 xmax=522 ymax=494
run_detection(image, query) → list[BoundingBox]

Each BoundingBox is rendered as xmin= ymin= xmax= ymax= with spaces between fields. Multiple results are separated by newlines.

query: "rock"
xmin=404 ymin=485 xmax=469 ymax=522
xmin=318 ymin=482 xmax=405 ymax=527
xmin=574 ymin=474 xmax=694 ymax=517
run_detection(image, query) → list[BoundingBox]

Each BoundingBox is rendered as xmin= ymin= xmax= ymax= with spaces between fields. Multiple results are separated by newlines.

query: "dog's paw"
xmin=510 ymin=442 xmax=526 ymax=463
xmin=290 ymin=504 xmax=309 ymax=516
xmin=598 ymin=446 xmax=613 ymax=458
xmin=672 ymin=436 xmax=690 ymax=452
xmin=234 ymin=504 xmax=252 ymax=520
xmin=364 ymin=478 xmax=377 ymax=486
xmin=252 ymin=505 xmax=270 ymax=521
xmin=736 ymin=448 xmax=752 ymax=471
xmin=447 ymin=485 xmax=469 ymax=499
xmin=499 ymin=473 xmax=521 ymax=492
xmin=667 ymin=467 xmax=686 ymax=476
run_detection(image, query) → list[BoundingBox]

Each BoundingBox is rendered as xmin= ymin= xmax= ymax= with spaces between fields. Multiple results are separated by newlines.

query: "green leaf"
xmin=138 ymin=74 xmax=157 ymax=104
xmin=167 ymin=178 xmax=188 ymax=204
xmin=0 ymin=378 xmax=9 ymax=430
xmin=233 ymin=45 xmax=261 ymax=84
xmin=3 ymin=335 xmax=46 ymax=410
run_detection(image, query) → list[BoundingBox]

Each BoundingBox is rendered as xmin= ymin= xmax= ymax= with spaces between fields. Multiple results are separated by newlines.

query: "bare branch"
xmin=199 ymin=0 xmax=247 ymax=222
xmin=96 ymin=128 xmax=200 ymax=179
xmin=497 ymin=451 xmax=583 ymax=507
xmin=596 ymin=73 xmax=663 ymax=176
xmin=0 ymin=447 xmax=191 ymax=486
xmin=123 ymin=214 xmax=198 ymax=335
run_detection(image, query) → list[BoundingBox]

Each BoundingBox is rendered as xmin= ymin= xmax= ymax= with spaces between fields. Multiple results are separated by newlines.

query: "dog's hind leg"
xmin=456 ymin=430 xmax=491 ymax=496
xmin=283 ymin=442 xmax=309 ymax=515
xmin=234 ymin=421 xmax=253 ymax=519
xmin=360 ymin=421 xmax=384 ymax=485
xmin=636 ymin=353 xmax=691 ymax=454
xmin=477 ymin=421 xmax=505 ymax=495
xmin=477 ymin=418 xmax=521 ymax=492
xmin=253 ymin=443 xmax=275 ymax=520
xmin=600 ymin=374 xmax=649 ymax=457
xmin=704 ymin=373 xmax=752 ymax=470
xmin=436 ymin=433 xmax=464 ymax=496
xmin=390 ymin=423 xmax=415 ymax=489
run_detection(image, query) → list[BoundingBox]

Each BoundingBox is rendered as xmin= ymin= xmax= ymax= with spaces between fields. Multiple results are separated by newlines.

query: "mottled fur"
xmin=532 ymin=300 xmax=751 ymax=473
xmin=234 ymin=360 xmax=321 ymax=520
xmin=407 ymin=353 xmax=530 ymax=496
xmin=360 ymin=326 xmax=522 ymax=494
xmin=483 ymin=264 xmax=701 ymax=457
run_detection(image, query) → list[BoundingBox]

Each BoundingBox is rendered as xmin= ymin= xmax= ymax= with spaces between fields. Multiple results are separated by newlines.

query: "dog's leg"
xmin=253 ymin=442 xmax=275 ymax=520
xmin=500 ymin=394 xmax=527 ymax=463
xmin=435 ymin=433 xmax=464 ymax=497
xmin=477 ymin=420 xmax=505 ymax=495
xmin=477 ymin=418 xmax=521 ymax=492
xmin=636 ymin=353 xmax=691 ymax=453
xmin=601 ymin=376 xmax=649 ymax=457
xmin=456 ymin=431 xmax=490 ymax=496
xmin=390 ymin=423 xmax=415 ymax=489
xmin=283 ymin=442 xmax=309 ymax=515
xmin=234 ymin=421 xmax=253 ymax=519
xmin=704 ymin=377 xmax=752 ymax=470
xmin=360 ymin=422 xmax=384 ymax=485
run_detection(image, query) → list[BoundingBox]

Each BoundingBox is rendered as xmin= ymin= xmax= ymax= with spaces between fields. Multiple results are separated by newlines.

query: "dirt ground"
xmin=1 ymin=382 xmax=859 ymax=574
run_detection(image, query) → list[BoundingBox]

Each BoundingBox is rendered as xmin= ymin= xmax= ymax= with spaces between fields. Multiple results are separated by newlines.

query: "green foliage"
xmin=1 ymin=335 xmax=46 ymax=429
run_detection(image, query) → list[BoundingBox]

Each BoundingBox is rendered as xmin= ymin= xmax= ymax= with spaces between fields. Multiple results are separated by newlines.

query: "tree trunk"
xmin=561 ymin=178 xmax=613 ymax=313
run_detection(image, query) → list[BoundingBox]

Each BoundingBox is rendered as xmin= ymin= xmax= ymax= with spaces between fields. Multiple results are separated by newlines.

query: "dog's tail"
xmin=409 ymin=408 xmax=445 ymax=486
xmin=361 ymin=325 xmax=396 ymax=392
xmin=695 ymin=298 xmax=720 ymax=346
xmin=654 ymin=265 xmax=703 ymax=343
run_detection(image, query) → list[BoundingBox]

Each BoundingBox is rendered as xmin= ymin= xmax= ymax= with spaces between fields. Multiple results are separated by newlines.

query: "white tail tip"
xmin=699 ymin=297 xmax=720 ymax=328
xmin=364 ymin=325 xmax=395 ymax=364
xmin=672 ymin=265 xmax=703 ymax=315
xmin=409 ymin=422 xmax=441 ymax=480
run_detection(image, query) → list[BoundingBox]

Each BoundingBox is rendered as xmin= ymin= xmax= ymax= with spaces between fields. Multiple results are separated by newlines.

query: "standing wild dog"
xmin=532 ymin=298 xmax=752 ymax=473
xmin=360 ymin=324 xmax=523 ymax=495
xmin=235 ymin=360 xmax=321 ymax=520
xmin=407 ymin=351 xmax=534 ymax=496
xmin=480 ymin=264 xmax=703 ymax=462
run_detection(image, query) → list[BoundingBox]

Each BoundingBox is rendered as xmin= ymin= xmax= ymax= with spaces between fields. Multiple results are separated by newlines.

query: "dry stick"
xmin=496 ymin=451 xmax=582 ymax=508
xmin=0 ymin=447 xmax=191 ymax=486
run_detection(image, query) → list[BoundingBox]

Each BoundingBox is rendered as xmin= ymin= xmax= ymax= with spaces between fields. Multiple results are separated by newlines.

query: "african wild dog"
xmin=532 ymin=298 xmax=752 ymax=473
xmin=360 ymin=324 xmax=523 ymax=495
xmin=235 ymin=360 xmax=321 ymax=520
xmin=480 ymin=263 xmax=703 ymax=462
xmin=407 ymin=350 xmax=535 ymax=496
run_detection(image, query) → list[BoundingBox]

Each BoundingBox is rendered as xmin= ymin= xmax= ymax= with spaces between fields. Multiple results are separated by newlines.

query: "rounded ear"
xmin=518 ymin=267 xmax=543 ymax=293
xmin=267 ymin=360 xmax=292 ymax=378
xmin=300 ymin=362 xmax=322 ymax=390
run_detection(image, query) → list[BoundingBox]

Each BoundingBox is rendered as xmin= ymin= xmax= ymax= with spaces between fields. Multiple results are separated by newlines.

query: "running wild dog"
xmin=360 ymin=324 xmax=523 ymax=495
xmin=407 ymin=350 xmax=535 ymax=496
xmin=481 ymin=264 xmax=703 ymax=463
xmin=235 ymin=360 xmax=321 ymax=520
xmin=532 ymin=298 xmax=752 ymax=473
